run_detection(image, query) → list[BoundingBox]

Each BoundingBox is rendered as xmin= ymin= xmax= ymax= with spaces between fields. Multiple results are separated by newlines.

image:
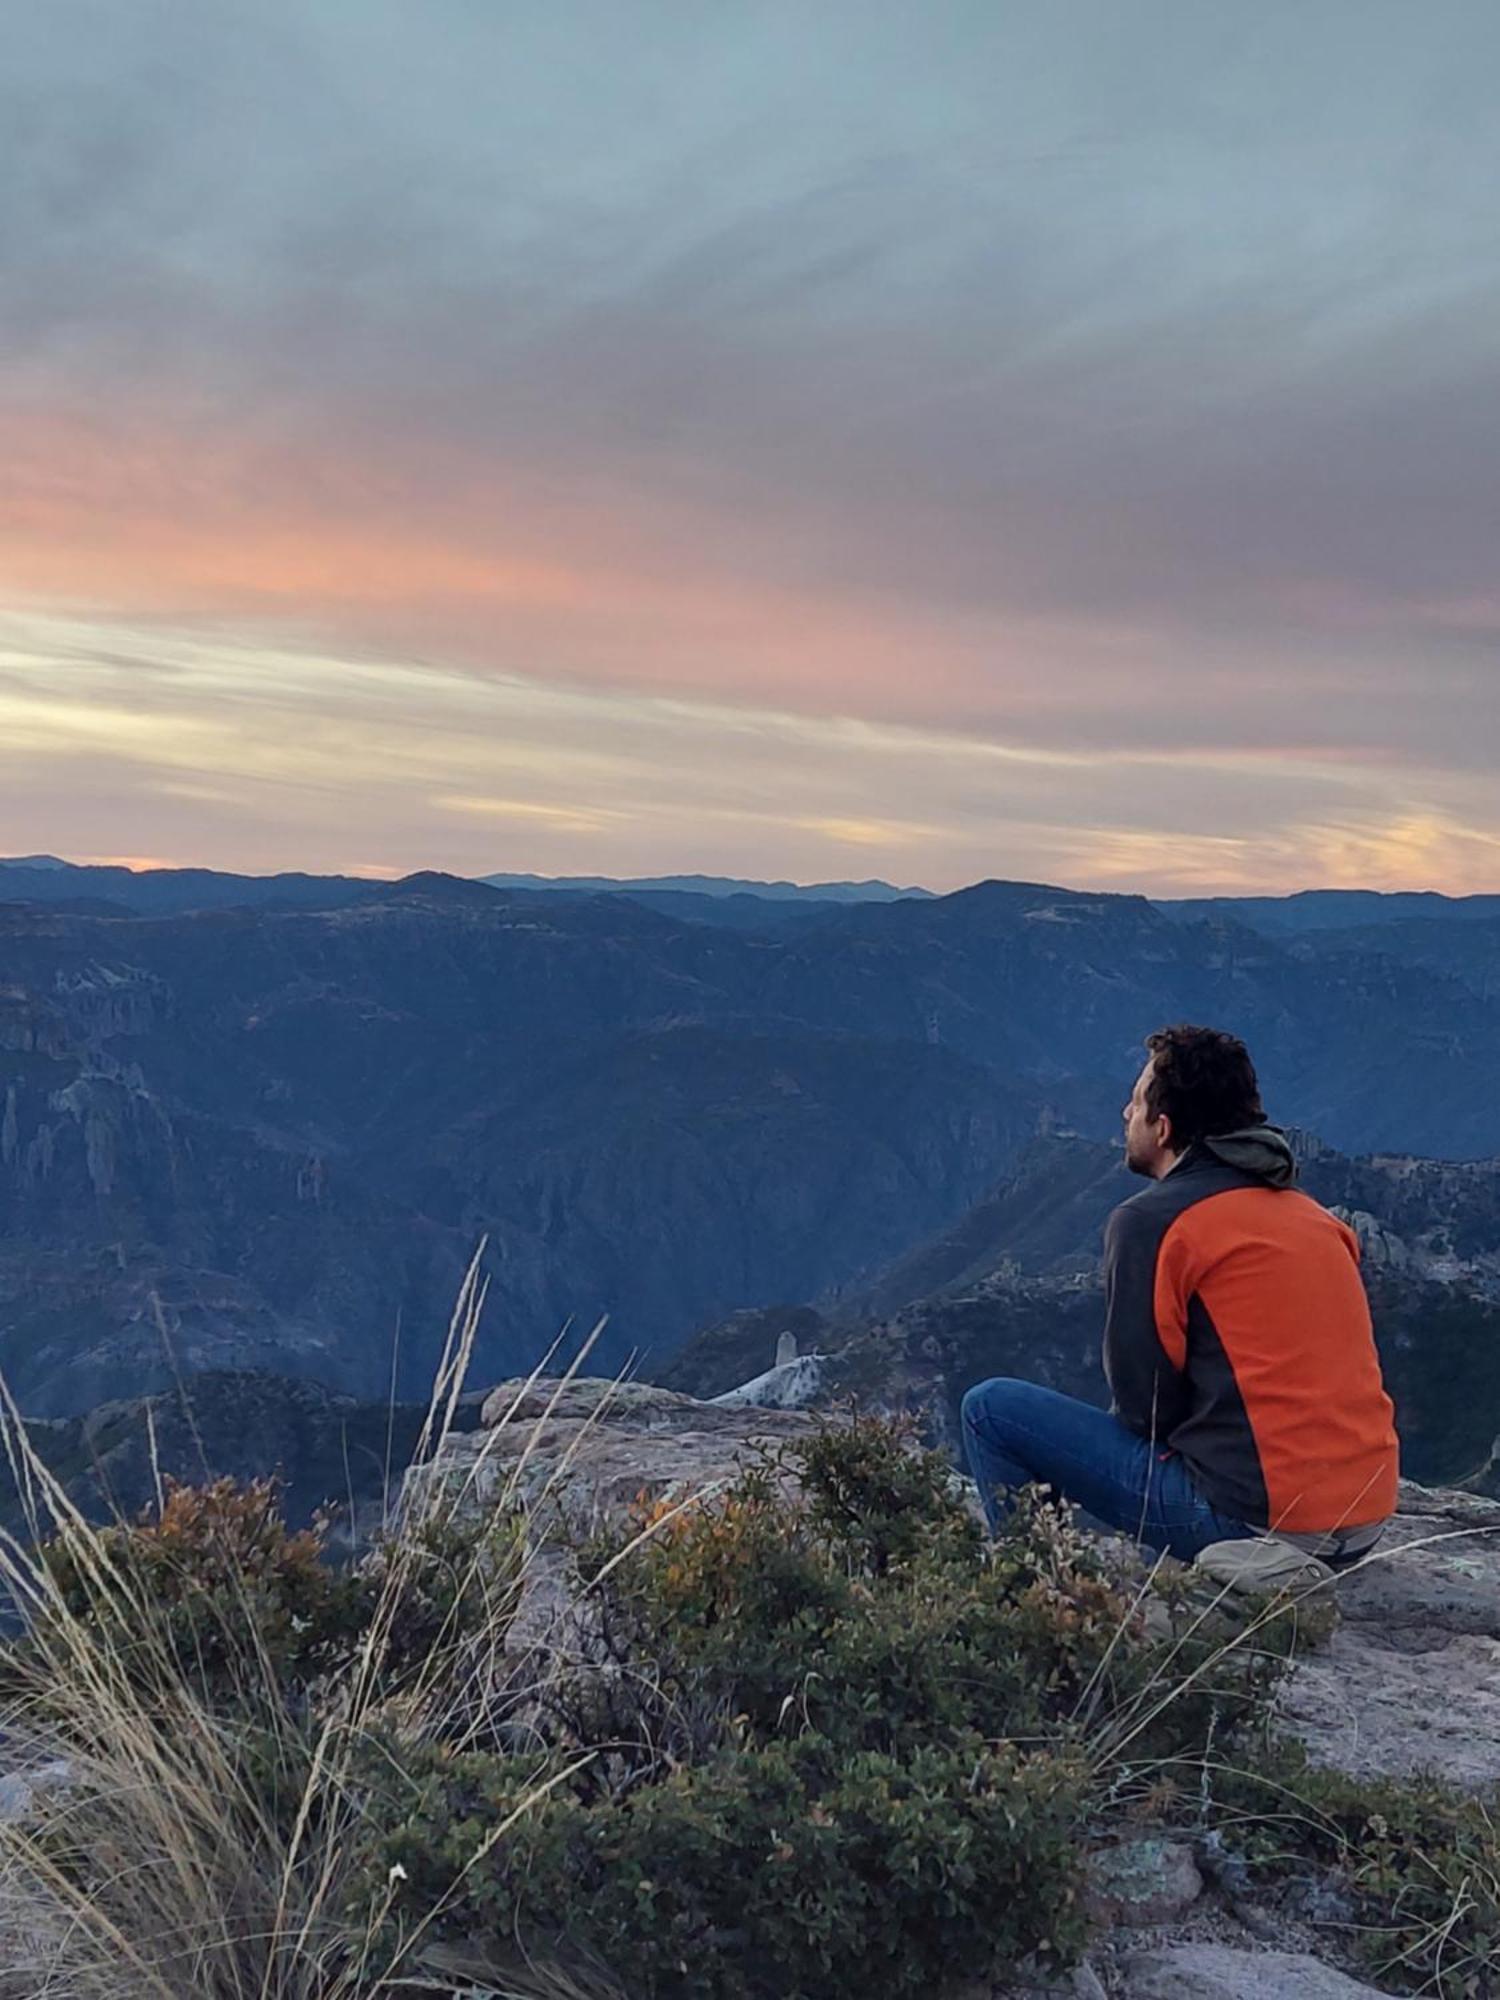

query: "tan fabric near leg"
xmin=1194 ymin=1535 xmax=1335 ymax=1596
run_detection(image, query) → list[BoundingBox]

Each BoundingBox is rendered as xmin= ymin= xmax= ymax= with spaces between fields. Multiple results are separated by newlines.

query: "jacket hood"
xmin=1199 ymin=1125 xmax=1299 ymax=1188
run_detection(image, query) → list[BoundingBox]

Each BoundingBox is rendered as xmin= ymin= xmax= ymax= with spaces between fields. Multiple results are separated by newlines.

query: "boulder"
xmin=478 ymin=1376 xmax=709 ymax=1431
xmin=1118 ymin=1945 xmax=1389 ymax=1997
xmin=1081 ymin=1838 xmax=1203 ymax=1927
xmin=406 ymin=1375 xmax=832 ymax=1665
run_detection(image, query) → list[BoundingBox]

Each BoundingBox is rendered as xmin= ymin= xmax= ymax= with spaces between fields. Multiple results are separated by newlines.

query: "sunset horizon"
xmin=6 ymin=831 xmax=1498 ymax=905
xmin=5 ymin=4 xmax=1497 ymax=897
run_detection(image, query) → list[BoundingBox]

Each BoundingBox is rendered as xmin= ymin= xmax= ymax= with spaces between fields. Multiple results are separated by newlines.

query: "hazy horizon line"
xmin=4 ymin=848 xmax=1496 ymax=905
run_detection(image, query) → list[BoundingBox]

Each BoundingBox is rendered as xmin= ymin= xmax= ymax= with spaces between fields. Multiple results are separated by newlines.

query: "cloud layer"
xmin=3 ymin=2 xmax=1497 ymax=889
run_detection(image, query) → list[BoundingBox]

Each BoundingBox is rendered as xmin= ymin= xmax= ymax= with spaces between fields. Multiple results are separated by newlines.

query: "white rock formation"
xmin=709 ymin=1350 xmax=828 ymax=1410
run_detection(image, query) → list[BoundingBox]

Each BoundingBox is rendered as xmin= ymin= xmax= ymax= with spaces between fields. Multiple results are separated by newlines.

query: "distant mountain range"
xmin=1159 ymin=889 xmax=1500 ymax=932
xmin=7 ymin=855 xmax=1500 ymax=934
xmin=3 ymin=860 xmax=1500 ymax=1424
xmin=481 ymin=870 xmax=930 ymax=902
xmin=0 ymin=856 xmax=381 ymax=917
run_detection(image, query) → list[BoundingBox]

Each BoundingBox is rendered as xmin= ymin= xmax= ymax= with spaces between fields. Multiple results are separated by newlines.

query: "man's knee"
xmin=962 ymin=1376 xmax=1045 ymax=1441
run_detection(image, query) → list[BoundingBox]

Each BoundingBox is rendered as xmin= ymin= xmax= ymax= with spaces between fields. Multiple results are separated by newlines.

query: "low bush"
xmin=27 ymin=1476 xmax=370 ymax=1697
xmin=372 ymin=1733 xmax=1086 ymax=1999
xmin=25 ymin=1473 xmax=518 ymax=1711
xmin=353 ymin=1419 xmax=1296 ymax=1997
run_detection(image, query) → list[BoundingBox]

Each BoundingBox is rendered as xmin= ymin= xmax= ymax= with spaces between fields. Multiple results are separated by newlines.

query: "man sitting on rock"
xmin=962 ymin=1024 xmax=1399 ymax=1585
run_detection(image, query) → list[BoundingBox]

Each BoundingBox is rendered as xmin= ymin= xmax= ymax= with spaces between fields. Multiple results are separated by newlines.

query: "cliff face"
xmin=4 ymin=878 xmax=1500 ymax=1417
xmin=834 ymin=1133 xmax=1500 ymax=1310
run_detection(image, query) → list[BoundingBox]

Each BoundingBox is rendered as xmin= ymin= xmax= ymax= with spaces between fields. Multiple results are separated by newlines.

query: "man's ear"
xmin=1156 ymin=1112 xmax=1175 ymax=1152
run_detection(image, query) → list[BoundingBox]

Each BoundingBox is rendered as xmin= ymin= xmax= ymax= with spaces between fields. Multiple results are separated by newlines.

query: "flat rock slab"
xmin=1119 ymin=1945 xmax=1390 ymax=1997
xmin=423 ymin=1377 xmax=821 ymax=1523
xmin=479 ymin=1378 xmax=734 ymax=1431
xmin=1278 ymin=1484 xmax=1500 ymax=1790
xmin=1279 ymin=1628 xmax=1500 ymax=1790
xmin=1335 ymin=1486 xmax=1500 ymax=1636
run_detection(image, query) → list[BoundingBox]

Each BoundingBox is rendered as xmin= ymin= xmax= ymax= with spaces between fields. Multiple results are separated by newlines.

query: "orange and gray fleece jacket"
xmin=1102 ymin=1127 xmax=1399 ymax=1535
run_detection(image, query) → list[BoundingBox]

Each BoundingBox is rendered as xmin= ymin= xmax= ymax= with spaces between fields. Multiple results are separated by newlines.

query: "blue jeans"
xmin=960 ymin=1377 xmax=1258 ymax=1561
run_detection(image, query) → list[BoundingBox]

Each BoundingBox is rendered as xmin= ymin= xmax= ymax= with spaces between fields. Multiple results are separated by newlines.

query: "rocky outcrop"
xmin=409 ymin=1376 xmax=829 ymax=1663
xmin=1328 ymin=1207 xmax=1413 ymax=1272
xmin=654 ymin=1303 xmax=834 ymax=1400
xmin=416 ymin=1373 xmax=1498 ymax=1997
xmin=429 ymin=1375 xmax=1500 ymax=1804
xmin=423 ymin=1376 xmax=821 ymax=1524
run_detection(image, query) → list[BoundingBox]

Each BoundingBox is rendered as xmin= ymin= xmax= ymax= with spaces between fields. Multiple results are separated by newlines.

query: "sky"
xmin=3 ymin=1 xmax=1498 ymax=894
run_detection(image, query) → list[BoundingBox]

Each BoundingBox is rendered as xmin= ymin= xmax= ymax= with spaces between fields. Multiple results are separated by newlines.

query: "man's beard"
xmin=1124 ymin=1138 xmax=1155 ymax=1178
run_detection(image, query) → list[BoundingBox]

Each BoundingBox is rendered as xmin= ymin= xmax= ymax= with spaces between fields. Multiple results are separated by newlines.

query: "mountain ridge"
xmin=5 ymin=875 xmax=1500 ymax=1419
xmin=9 ymin=855 xmax=1500 ymax=930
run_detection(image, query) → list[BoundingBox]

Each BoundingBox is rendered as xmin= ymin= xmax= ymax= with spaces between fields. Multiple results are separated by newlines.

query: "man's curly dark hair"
xmin=1143 ymin=1024 xmax=1265 ymax=1147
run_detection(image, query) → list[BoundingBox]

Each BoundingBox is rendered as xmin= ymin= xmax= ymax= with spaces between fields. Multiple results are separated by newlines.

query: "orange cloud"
xmin=76 ymin=852 xmax=183 ymax=872
xmin=1058 ymin=813 xmax=1500 ymax=899
xmin=0 ymin=403 xmax=1129 ymax=737
xmin=0 ymin=416 xmax=583 ymax=612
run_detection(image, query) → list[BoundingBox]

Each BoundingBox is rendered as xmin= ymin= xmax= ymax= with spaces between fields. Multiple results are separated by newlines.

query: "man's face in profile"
xmin=1122 ymin=1055 xmax=1173 ymax=1178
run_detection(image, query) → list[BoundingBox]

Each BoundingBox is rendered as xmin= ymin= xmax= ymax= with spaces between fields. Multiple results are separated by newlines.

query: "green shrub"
xmin=350 ymin=1419 xmax=1294 ymax=1998
xmin=30 ymin=1477 xmax=368 ymax=1695
xmin=21 ymin=1474 xmax=519 ymax=1713
xmin=371 ymin=1734 xmax=1088 ymax=1999
xmin=573 ymin=1421 xmax=1284 ymax=1770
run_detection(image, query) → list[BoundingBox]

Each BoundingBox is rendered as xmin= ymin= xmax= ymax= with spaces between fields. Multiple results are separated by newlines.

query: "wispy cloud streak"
xmin=1 ymin=611 xmax=1494 ymax=893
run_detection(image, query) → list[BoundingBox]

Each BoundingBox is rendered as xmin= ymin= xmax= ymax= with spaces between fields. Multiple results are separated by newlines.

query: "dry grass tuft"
xmin=0 ymin=1253 xmax=619 ymax=2000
